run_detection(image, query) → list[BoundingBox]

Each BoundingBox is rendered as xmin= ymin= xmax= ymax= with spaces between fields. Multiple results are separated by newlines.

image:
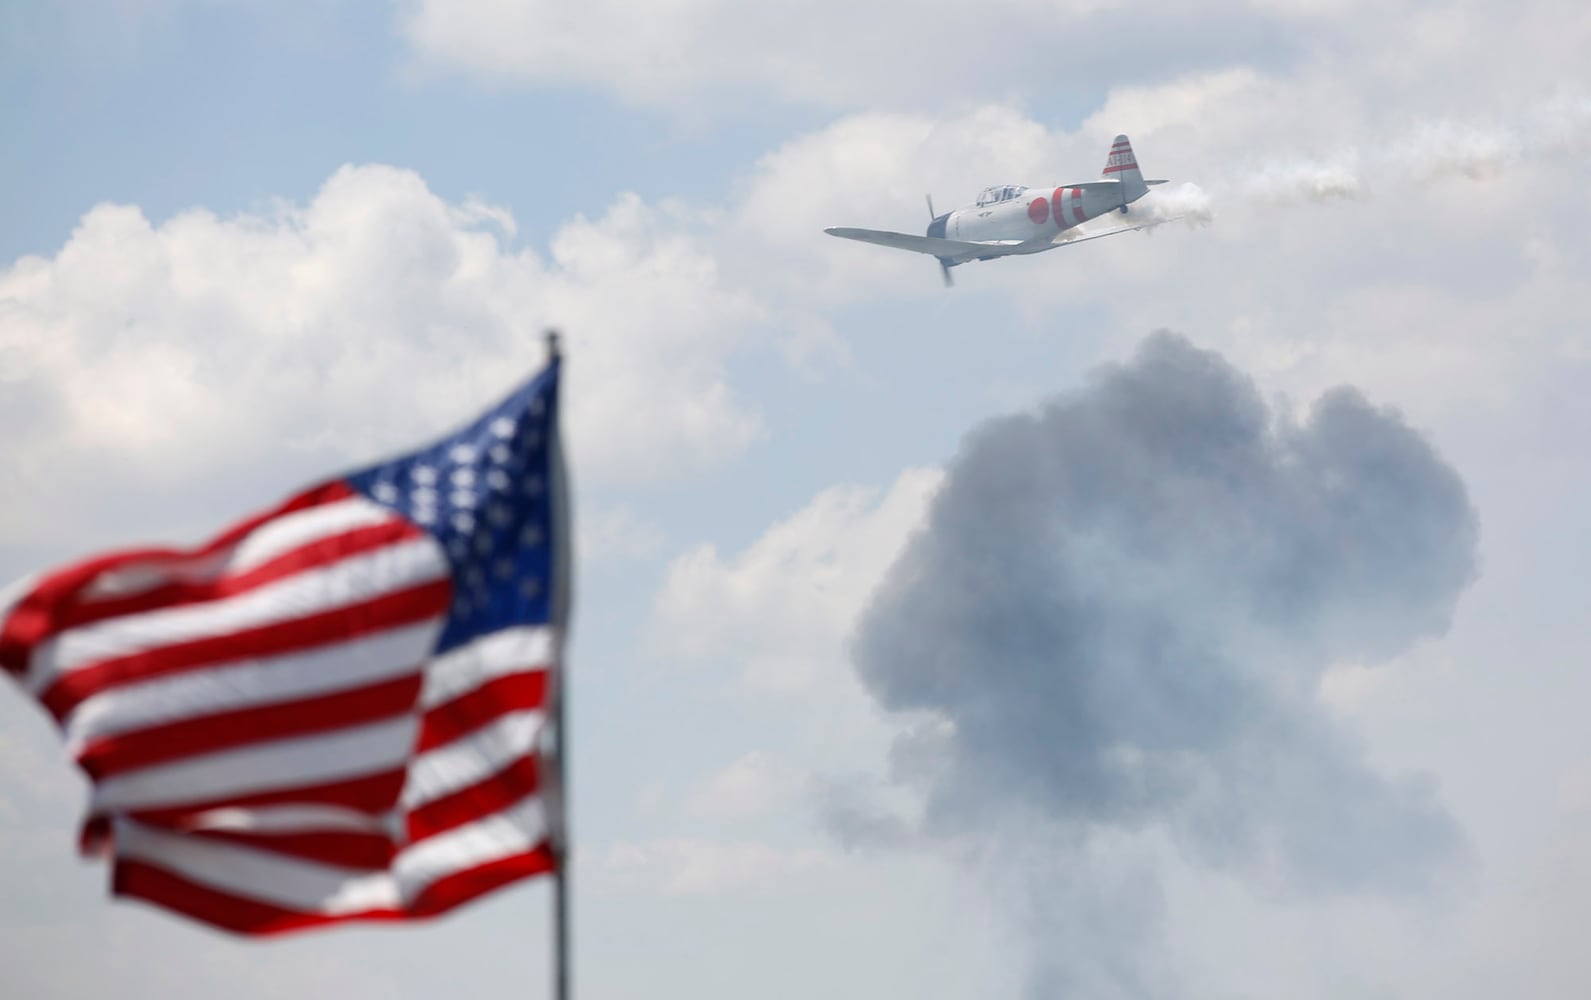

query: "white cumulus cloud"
xmin=595 ymin=837 xmax=833 ymax=896
xmin=651 ymin=467 xmax=942 ymax=693
xmin=0 ymin=165 xmax=763 ymax=550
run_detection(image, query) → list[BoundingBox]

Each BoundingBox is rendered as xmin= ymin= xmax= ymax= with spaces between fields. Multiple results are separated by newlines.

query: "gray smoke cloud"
xmin=840 ymin=332 xmax=1479 ymax=998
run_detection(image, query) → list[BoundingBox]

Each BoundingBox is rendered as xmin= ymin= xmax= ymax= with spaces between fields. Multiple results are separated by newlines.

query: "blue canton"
xmin=346 ymin=360 xmax=560 ymax=655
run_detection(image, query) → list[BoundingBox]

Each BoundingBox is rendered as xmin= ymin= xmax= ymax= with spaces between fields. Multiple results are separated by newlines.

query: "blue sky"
xmin=4 ymin=1 xmax=1591 ymax=998
xmin=1 ymin=2 xmax=708 ymax=258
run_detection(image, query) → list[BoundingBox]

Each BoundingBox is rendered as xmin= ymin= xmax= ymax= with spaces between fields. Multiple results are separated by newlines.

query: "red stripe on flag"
xmin=115 ymin=846 xmax=556 ymax=935
xmin=122 ymin=768 xmax=410 ymax=831
xmin=408 ymin=845 xmax=557 ymax=919
xmin=42 ymin=580 xmax=452 ymax=720
xmin=417 ymin=670 xmax=548 ymax=753
xmin=11 ymin=356 xmax=567 ymax=937
xmin=189 ymin=827 xmax=399 ymax=870
xmin=407 ymin=754 xmax=542 ymax=844
xmin=76 ymin=674 xmax=424 ymax=780
xmin=44 ymin=520 xmax=424 ymax=640
xmin=0 ymin=482 xmax=356 ymax=676
xmin=114 ymin=858 xmax=403 ymax=936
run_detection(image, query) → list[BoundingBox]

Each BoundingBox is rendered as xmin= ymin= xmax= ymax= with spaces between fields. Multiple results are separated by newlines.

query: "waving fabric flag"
xmin=0 ymin=353 xmax=570 ymax=935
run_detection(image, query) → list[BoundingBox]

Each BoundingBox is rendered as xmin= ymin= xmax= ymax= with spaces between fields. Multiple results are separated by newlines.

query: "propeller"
xmin=927 ymin=195 xmax=953 ymax=286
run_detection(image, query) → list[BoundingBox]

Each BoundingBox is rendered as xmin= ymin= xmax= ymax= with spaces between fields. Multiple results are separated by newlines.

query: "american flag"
xmin=0 ymin=354 xmax=569 ymax=935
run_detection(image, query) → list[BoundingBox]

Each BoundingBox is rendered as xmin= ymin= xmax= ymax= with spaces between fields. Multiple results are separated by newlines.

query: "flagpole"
xmin=545 ymin=329 xmax=572 ymax=1000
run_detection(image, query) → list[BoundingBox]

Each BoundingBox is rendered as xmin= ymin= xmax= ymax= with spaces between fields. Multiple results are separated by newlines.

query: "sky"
xmin=2 ymin=1 xmax=1590 ymax=997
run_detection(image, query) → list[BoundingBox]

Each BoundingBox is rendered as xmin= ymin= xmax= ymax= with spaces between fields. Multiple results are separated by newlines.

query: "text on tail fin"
xmin=1103 ymin=134 xmax=1139 ymax=176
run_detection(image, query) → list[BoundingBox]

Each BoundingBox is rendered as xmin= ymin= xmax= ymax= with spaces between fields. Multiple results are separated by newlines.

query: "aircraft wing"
xmin=1050 ymin=216 xmax=1180 ymax=247
xmin=824 ymin=227 xmax=1021 ymax=257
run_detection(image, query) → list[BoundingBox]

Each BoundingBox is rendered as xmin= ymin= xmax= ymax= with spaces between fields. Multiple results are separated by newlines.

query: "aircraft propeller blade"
xmin=939 ymin=259 xmax=953 ymax=287
xmin=926 ymin=194 xmax=936 ymax=220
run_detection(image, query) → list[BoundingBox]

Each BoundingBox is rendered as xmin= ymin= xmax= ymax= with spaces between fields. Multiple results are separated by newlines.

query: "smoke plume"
xmin=1129 ymin=181 xmax=1215 ymax=227
xmin=1126 ymin=95 xmax=1591 ymax=222
xmin=1233 ymin=95 xmax=1591 ymax=203
xmin=842 ymin=333 xmax=1478 ymax=997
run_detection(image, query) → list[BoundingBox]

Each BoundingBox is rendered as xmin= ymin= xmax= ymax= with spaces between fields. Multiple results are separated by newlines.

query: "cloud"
xmin=1081 ymin=67 xmax=1265 ymax=140
xmin=848 ymin=332 xmax=1478 ymax=995
xmin=10 ymin=88 xmax=1567 ymax=569
xmin=594 ymin=837 xmax=832 ymax=896
xmin=812 ymin=771 xmax=919 ymax=853
xmin=719 ymin=83 xmax=1591 ymax=312
xmin=395 ymin=0 xmax=1310 ymax=113
xmin=652 ymin=468 xmax=942 ymax=693
xmin=0 ymin=165 xmax=762 ymax=552
xmin=580 ymin=503 xmax=666 ymax=566
xmin=684 ymin=751 xmax=798 ymax=822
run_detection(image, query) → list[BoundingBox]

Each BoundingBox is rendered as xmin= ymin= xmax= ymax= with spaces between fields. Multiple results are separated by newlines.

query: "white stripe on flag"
xmin=91 ymin=715 xmax=418 ymax=812
xmin=117 ymin=819 xmax=402 ymax=915
xmin=30 ymin=536 xmax=448 ymax=694
xmin=421 ymin=625 xmax=553 ymax=709
xmin=81 ymin=554 xmax=231 ymax=603
xmin=401 ymin=709 xmax=544 ymax=810
xmin=80 ymin=497 xmax=396 ymax=602
xmin=118 ymin=795 xmax=551 ymax=916
xmin=227 ymin=497 xmax=402 ymax=575
xmin=394 ymin=794 xmax=550 ymax=899
xmin=63 ymin=619 xmax=444 ymax=751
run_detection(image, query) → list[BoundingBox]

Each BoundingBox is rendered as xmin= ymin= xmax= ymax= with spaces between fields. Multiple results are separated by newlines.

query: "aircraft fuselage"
xmin=824 ymin=135 xmax=1171 ymax=284
xmin=932 ymin=182 xmax=1139 ymax=256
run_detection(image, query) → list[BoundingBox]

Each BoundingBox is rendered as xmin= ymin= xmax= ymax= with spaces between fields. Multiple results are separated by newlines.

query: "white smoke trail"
xmin=1134 ymin=181 xmax=1215 ymax=226
xmin=1391 ymin=120 xmax=1515 ymax=182
xmin=1244 ymin=157 xmax=1363 ymax=203
xmin=1223 ymin=94 xmax=1591 ymax=205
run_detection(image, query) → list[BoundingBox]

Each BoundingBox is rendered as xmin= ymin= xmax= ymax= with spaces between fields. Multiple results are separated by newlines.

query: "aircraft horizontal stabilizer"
xmin=824 ymin=227 xmax=1020 ymax=257
xmin=1053 ymin=179 xmax=1124 ymax=195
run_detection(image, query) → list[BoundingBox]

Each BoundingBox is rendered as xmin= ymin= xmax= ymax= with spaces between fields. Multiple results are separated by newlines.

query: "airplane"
xmin=825 ymin=134 xmax=1171 ymax=285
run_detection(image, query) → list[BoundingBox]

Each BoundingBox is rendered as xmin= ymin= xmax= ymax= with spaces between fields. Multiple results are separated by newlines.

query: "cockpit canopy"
xmin=975 ymin=184 xmax=1025 ymax=207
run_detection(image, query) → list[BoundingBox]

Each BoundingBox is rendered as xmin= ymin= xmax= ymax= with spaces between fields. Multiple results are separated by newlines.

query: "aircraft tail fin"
xmin=1102 ymin=134 xmax=1150 ymax=204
